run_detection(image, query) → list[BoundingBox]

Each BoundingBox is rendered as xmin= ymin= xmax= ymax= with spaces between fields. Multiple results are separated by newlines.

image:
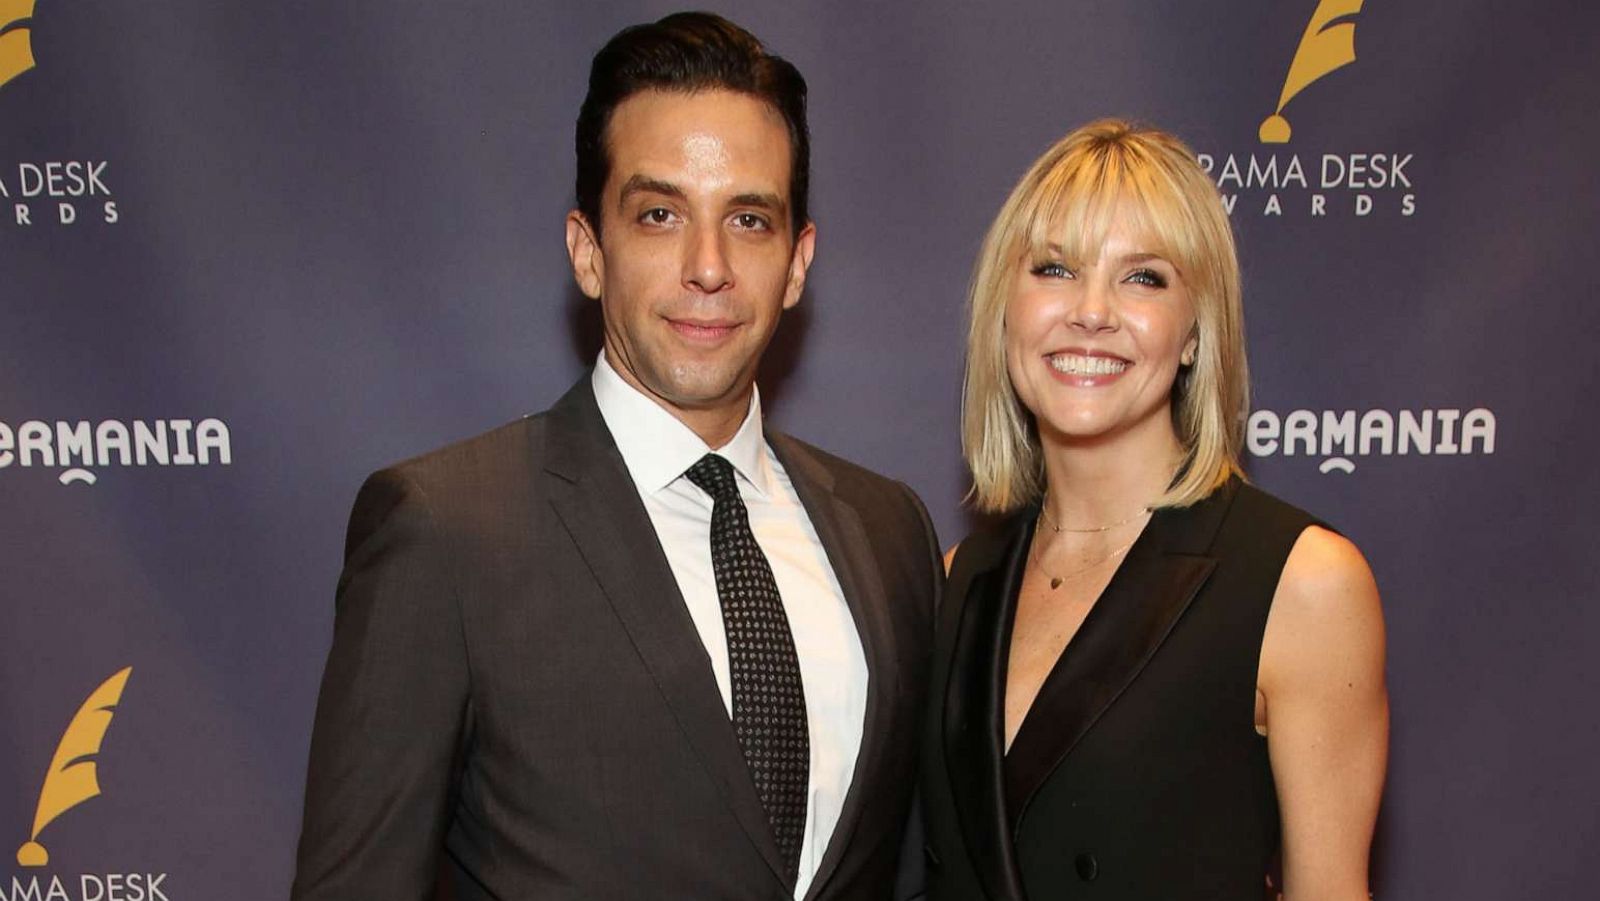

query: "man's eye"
xmin=1030 ymin=261 xmax=1073 ymax=279
xmin=641 ymin=208 xmax=675 ymax=225
xmin=1126 ymin=268 xmax=1168 ymax=288
xmin=732 ymin=213 xmax=769 ymax=230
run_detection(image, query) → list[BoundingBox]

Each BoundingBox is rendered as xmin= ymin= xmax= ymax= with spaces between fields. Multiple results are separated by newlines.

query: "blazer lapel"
xmin=767 ymin=433 xmax=902 ymax=901
xmin=941 ymin=515 xmax=1032 ymax=901
xmin=541 ymin=381 xmax=790 ymax=887
xmin=1002 ymin=482 xmax=1238 ymax=825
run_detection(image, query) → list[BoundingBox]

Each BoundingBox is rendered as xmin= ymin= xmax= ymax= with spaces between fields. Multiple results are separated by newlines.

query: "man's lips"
xmin=666 ymin=317 xmax=742 ymax=340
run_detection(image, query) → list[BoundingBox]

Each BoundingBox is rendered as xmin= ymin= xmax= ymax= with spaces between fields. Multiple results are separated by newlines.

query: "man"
xmin=291 ymin=13 xmax=940 ymax=901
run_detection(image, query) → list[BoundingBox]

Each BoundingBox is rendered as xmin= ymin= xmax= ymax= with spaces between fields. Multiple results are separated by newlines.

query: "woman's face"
xmin=1003 ymin=209 xmax=1199 ymax=449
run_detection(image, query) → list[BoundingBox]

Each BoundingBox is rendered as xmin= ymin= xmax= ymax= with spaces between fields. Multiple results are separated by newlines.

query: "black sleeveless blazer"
xmin=922 ymin=479 xmax=1318 ymax=900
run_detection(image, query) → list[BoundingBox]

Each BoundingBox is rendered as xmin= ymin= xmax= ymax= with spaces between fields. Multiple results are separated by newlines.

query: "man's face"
xmin=566 ymin=89 xmax=815 ymax=443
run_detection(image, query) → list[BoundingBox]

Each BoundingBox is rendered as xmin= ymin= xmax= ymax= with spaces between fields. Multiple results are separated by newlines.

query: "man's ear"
xmin=782 ymin=221 xmax=817 ymax=310
xmin=565 ymin=211 xmax=604 ymax=299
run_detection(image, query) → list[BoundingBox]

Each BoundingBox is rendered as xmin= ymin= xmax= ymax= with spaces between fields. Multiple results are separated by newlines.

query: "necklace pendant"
xmin=1050 ymin=576 xmax=1063 ymax=590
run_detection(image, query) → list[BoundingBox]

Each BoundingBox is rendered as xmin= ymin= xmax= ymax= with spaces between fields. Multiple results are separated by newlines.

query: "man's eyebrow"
xmin=730 ymin=192 xmax=786 ymax=213
xmin=617 ymin=175 xmax=687 ymax=204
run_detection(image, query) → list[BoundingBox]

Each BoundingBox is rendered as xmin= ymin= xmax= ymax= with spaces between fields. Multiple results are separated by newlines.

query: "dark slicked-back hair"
xmin=575 ymin=11 xmax=810 ymax=239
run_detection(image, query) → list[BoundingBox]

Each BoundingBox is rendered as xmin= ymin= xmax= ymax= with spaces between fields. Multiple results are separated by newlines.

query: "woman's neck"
xmin=1037 ymin=418 xmax=1184 ymax=528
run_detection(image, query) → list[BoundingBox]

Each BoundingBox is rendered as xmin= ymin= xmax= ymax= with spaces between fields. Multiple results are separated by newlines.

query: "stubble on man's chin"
xmin=658 ymin=361 xmax=753 ymax=412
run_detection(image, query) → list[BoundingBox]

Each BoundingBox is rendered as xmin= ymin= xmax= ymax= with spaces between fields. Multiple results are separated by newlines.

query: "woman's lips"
xmin=1046 ymin=351 xmax=1130 ymax=377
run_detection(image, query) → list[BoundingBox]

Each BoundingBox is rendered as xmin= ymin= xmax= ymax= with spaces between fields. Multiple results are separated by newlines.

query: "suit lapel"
xmin=1002 ymin=481 xmax=1238 ymax=825
xmin=767 ymin=433 xmax=899 ymax=901
xmin=541 ymin=381 xmax=790 ymax=887
xmin=941 ymin=515 xmax=1031 ymax=901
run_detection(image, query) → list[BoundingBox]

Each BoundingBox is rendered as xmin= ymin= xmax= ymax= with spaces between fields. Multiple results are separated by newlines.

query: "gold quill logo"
xmin=15 ymin=666 xmax=133 ymax=867
xmin=1259 ymin=0 xmax=1366 ymax=143
xmin=0 ymin=0 xmax=38 ymax=92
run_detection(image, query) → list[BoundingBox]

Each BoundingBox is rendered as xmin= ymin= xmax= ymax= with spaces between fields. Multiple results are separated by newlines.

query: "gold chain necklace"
xmin=1030 ymin=531 xmax=1138 ymax=590
xmin=1038 ymin=498 xmax=1152 ymax=534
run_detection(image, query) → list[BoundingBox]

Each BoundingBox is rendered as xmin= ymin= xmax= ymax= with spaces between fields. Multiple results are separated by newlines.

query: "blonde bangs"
xmin=1020 ymin=141 xmax=1220 ymax=304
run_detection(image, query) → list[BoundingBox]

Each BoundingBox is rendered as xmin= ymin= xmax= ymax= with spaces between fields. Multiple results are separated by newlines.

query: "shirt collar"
xmin=591 ymin=350 xmax=773 ymax=498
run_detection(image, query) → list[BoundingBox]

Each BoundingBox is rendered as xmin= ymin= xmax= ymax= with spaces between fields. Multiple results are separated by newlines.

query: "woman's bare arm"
xmin=1259 ymin=525 xmax=1389 ymax=901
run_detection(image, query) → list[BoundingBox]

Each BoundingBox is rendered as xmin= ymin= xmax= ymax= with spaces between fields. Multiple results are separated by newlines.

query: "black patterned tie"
xmin=684 ymin=453 xmax=809 ymax=885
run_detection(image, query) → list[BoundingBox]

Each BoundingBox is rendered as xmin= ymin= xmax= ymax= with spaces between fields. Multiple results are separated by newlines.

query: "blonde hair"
xmin=962 ymin=119 xmax=1247 ymax=512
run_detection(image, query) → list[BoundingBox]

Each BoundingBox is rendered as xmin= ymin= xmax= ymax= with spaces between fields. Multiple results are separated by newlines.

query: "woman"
xmin=922 ymin=120 xmax=1387 ymax=900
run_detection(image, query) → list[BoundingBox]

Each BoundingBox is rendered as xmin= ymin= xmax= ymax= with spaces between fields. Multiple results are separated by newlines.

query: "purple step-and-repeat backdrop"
xmin=4 ymin=1 xmax=1597 ymax=897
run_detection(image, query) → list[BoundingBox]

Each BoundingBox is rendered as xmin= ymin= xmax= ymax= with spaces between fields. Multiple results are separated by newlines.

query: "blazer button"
xmin=1074 ymin=851 xmax=1098 ymax=882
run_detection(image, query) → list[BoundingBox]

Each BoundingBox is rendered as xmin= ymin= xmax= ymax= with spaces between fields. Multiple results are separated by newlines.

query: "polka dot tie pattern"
xmin=684 ymin=453 xmax=809 ymax=886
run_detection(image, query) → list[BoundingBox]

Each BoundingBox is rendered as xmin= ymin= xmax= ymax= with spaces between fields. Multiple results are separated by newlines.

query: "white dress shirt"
xmin=590 ymin=352 xmax=868 ymax=900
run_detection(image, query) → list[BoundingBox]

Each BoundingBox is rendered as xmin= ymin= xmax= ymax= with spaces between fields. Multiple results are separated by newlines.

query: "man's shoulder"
xmin=376 ymin=380 xmax=596 ymax=488
xmin=362 ymin=392 xmax=593 ymax=511
xmin=767 ymin=429 xmax=934 ymax=539
xmin=769 ymin=430 xmax=906 ymax=496
xmin=382 ymin=415 xmax=545 ymax=483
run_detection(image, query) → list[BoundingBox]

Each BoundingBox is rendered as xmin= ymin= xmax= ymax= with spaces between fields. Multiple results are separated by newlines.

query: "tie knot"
xmin=684 ymin=453 xmax=739 ymax=501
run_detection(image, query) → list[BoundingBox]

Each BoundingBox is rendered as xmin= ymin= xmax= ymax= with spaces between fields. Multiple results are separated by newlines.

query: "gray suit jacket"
xmin=292 ymin=378 xmax=941 ymax=901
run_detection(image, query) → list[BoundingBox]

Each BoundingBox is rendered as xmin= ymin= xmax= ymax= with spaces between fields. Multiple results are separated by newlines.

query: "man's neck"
xmin=673 ymin=394 xmax=753 ymax=450
xmin=597 ymin=350 xmax=757 ymax=450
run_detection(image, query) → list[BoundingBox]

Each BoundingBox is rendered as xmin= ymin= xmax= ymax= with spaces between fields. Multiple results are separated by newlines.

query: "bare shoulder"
xmin=1262 ymin=525 xmax=1386 ymax=688
xmin=1275 ymin=526 xmax=1382 ymax=627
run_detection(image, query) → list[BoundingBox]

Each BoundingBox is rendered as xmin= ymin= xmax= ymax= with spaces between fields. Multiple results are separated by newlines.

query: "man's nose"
xmin=683 ymin=224 xmax=733 ymax=293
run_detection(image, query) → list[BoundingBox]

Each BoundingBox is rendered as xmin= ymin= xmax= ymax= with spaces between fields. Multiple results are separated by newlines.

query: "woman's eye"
xmin=1030 ymin=261 xmax=1073 ymax=279
xmin=1126 ymin=268 xmax=1168 ymax=288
